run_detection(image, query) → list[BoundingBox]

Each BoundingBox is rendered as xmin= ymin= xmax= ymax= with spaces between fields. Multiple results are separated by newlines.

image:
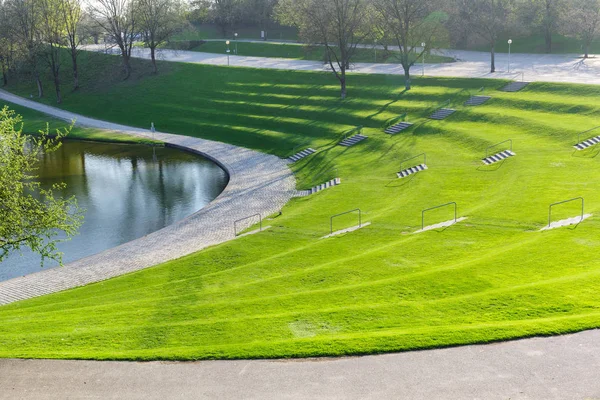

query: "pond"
xmin=0 ymin=140 xmax=229 ymax=282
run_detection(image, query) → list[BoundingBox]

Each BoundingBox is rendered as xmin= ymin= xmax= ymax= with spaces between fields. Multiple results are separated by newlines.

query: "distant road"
xmin=86 ymin=44 xmax=600 ymax=85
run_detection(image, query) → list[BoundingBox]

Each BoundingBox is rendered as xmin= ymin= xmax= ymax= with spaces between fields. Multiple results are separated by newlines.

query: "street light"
xmin=226 ymin=40 xmax=231 ymax=66
xmin=234 ymin=32 xmax=238 ymax=55
xmin=508 ymin=39 xmax=512 ymax=73
xmin=421 ymin=42 xmax=426 ymax=76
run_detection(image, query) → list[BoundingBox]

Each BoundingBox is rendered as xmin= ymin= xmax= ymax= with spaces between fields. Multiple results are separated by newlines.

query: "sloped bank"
xmin=0 ymin=90 xmax=296 ymax=305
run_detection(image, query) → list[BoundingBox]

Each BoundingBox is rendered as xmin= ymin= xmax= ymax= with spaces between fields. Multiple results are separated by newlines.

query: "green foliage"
xmin=0 ymin=106 xmax=83 ymax=265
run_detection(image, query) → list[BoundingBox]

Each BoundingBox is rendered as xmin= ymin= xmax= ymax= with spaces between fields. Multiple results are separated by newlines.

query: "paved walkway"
xmin=1 ymin=329 xmax=600 ymax=399
xmin=0 ymin=90 xmax=296 ymax=305
xmin=88 ymin=44 xmax=600 ymax=85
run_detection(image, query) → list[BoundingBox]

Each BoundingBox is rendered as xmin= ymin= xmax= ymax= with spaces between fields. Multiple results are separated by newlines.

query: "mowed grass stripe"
xmin=1 ymin=54 xmax=600 ymax=359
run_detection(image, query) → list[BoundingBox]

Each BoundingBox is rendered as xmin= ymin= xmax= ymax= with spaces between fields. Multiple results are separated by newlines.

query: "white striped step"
xmin=287 ymin=148 xmax=316 ymax=162
xmin=429 ymin=108 xmax=456 ymax=120
xmin=464 ymin=95 xmax=491 ymax=106
xmin=482 ymin=150 xmax=515 ymax=165
xmin=293 ymin=178 xmax=342 ymax=197
xmin=501 ymin=82 xmax=530 ymax=92
xmin=397 ymin=164 xmax=428 ymax=178
xmin=339 ymin=134 xmax=367 ymax=147
xmin=385 ymin=121 xmax=413 ymax=135
xmin=574 ymin=136 xmax=600 ymax=150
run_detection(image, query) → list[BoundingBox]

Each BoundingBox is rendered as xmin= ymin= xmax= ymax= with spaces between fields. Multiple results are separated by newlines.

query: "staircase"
xmin=482 ymin=150 xmax=516 ymax=165
xmin=429 ymin=108 xmax=456 ymax=120
xmin=501 ymin=82 xmax=530 ymax=92
xmin=385 ymin=121 xmax=413 ymax=135
xmin=574 ymin=136 xmax=600 ymax=150
xmin=465 ymin=95 xmax=491 ymax=106
xmin=339 ymin=134 xmax=367 ymax=147
xmin=287 ymin=148 xmax=316 ymax=162
xmin=294 ymin=178 xmax=342 ymax=197
xmin=397 ymin=164 xmax=428 ymax=178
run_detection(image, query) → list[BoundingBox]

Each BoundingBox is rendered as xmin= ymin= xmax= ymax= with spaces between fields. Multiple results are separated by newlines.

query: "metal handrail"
xmin=234 ymin=213 xmax=262 ymax=236
xmin=422 ymin=202 xmax=457 ymax=230
xmin=383 ymin=113 xmax=407 ymax=130
xmin=399 ymin=153 xmax=427 ymax=171
xmin=576 ymin=126 xmax=600 ymax=145
xmin=548 ymin=197 xmax=584 ymax=227
xmin=292 ymin=141 xmax=313 ymax=156
xmin=485 ymin=139 xmax=513 ymax=158
xmin=313 ymin=166 xmax=338 ymax=184
xmin=341 ymin=125 xmax=363 ymax=142
xmin=330 ymin=208 xmax=361 ymax=234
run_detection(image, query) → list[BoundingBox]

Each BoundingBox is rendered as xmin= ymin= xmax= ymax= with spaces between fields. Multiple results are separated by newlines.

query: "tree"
xmin=0 ymin=107 xmax=83 ymax=266
xmin=58 ymin=0 xmax=83 ymax=89
xmin=517 ymin=0 xmax=564 ymax=53
xmin=564 ymin=0 xmax=600 ymax=58
xmin=138 ymin=0 xmax=185 ymax=73
xmin=89 ymin=0 xmax=138 ymax=79
xmin=39 ymin=0 xmax=66 ymax=103
xmin=455 ymin=0 xmax=514 ymax=73
xmin=213 ymin=0 xmax=242 ymax=36
xmin=5 ymin=0 xmax=45 ymax=97
xmin=276 ymin=0 xmax=372 ymax=99
xmin=375 ymin=0 xmax=447 ymax=90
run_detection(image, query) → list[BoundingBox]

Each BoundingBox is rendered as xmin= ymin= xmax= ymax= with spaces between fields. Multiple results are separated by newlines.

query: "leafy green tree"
xmin=0 ymin=107 xmax=83 ymax=265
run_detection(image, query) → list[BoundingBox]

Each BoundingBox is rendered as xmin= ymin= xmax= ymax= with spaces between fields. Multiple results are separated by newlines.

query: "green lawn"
xmin=163 ymin=40 xmax=455 ymax=64
xmin=2 ymin=54 xmax=600 ymax=360
xmin=174 ymin=23 xmax=299 ymax=41
xmin=466 ymin=33 xmax=600 ymax=55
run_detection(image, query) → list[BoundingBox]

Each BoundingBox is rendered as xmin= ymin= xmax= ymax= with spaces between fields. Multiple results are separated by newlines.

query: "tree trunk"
xmin=35 ymin=72 xmax=43 ymax=98
xmin=1 ymin=61 xmax=7 ymax=86
xmin=544 ymin=26 xmax=552 ymax=53
xmin=150 ymin=46 xmax=158 ymax=73
xmin=490 ymin=43 xmax=496 ymax=73
xmin=71 ymin=49 xmax=79 ymax=90
xmin=584 ymin=41 xmax=590 ymax=58
xmin=403 ymin=65 xmax=411 ymax=90
xmin=53 ymin=75 xmax=62 ymax=104
xmin=340 ymin=71 xmax=347 ymax=99
xmin=122 ymin=53 xmax=132 ymax=79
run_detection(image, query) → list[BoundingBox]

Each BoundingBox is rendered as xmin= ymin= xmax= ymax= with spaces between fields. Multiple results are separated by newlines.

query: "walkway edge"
xmin=0 ymin=90 xmax=296 ymax=306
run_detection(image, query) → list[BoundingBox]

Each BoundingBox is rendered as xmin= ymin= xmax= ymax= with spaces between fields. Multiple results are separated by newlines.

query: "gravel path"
xmin=1 ymin=329 xmax=600 ymax=399
xmin=0 ymin=89 xmax=296 ymax=305
xmin=85 ymin=44 xmax=600 ymax=85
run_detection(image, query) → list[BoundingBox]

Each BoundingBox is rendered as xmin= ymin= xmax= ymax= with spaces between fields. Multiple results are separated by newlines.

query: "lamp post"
xmin=421 ymin=42 xmax=426 ymax=76
xmin=226 ymin=40 xmax=230 ymax=66
xmin=508 ymin=39 xmax=512 ymax=73
xmin=234 ymin=32 xmax=238 ymax=55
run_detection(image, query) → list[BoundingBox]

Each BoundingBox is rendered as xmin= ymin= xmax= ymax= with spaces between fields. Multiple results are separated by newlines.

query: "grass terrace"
xmin=1 ymin=52 xmax=600 ymax=360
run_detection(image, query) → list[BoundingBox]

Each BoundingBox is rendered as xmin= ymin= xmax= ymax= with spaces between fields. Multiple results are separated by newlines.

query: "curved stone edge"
xmin=0 ymin=89 xmax=296 ymax=306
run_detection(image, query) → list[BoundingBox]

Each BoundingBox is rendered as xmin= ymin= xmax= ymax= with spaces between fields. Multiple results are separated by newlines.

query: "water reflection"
xmin=0 ymin=141 xmax=228 ymax=281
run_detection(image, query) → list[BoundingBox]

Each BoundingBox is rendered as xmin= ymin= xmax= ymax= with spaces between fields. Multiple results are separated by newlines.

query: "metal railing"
xmin=292 ymin=141 xmax=313 ymax=156
xmin=330 ymin=208 xmax=361 ymax=234
xmin=485 ymin=139 xmax=513 ymax=158
xmin=422 ymin=202 xmax=457 ymax=230
xmin=399 ymin=153 xmax=427 ymax=171
xmin=234 ymin=213 xmax=262 ymax=236
xmin=548 ymin=197 xmax=584 ymax=227
xmin=383 ymin=113 xmax=407 ymax=130
xmin=576 ymin=126 xmax=600 ymax=146
xmin=313 ymin=166 xmax=338 ymax=184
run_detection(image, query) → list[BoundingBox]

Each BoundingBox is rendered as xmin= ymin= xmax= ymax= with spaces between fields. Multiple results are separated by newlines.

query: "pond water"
xmin=0 ymin=140 xmax=228 ymax=282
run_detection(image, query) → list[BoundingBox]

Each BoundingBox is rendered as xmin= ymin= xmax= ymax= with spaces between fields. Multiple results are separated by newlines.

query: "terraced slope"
xmin=1 ymin=60 xmax=600 ymax=360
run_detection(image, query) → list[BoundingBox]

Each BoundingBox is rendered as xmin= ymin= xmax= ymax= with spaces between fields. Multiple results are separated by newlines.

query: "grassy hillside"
xmin=2 ymin=54 xmax=600 ymax=360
